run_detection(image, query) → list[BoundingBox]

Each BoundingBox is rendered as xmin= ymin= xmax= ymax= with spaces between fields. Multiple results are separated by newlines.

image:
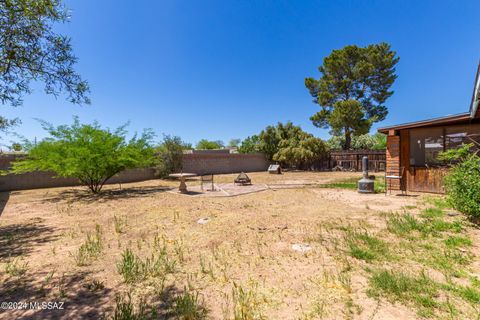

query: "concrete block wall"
xmin=182 ymin=153 xmax=268 ymax=175
xmin=0 ymin=168 xmax=156 ymax=192
xmin=0 ymin=153 xmax=268 ymax=191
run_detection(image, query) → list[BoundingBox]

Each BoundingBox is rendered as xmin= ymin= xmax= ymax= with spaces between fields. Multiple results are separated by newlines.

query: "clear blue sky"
xmin=3 ymin=0 xmax=480 ymax=146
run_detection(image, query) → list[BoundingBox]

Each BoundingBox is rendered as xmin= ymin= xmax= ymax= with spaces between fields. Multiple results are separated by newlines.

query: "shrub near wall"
xmin=440 ymin=144 xmax=480 ymax=220
xmin=444 ymin=155 xmax=480 ymax=219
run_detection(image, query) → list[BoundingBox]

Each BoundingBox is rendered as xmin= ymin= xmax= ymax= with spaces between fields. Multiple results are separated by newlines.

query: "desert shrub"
xmin=155 ymin=135 xmax=190 ymax=177
xmin=439 ymin=144 xmax=480 ymax=219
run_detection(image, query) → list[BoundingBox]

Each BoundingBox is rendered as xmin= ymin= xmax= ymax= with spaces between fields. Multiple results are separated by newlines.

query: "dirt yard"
xmin=1 ymin=171 xmax=479 ymax=319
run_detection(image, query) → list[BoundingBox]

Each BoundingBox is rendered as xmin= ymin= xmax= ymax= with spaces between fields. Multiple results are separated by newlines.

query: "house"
xmin=378 ymin=63 xmax=480 ymax=193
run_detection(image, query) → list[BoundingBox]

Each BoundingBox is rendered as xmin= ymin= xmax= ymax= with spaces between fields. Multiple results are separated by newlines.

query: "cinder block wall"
xmin=0 ymin=167 xmax=157 ymax=192
xmin=182 ymin=153 xmax=268 ymax=175
xmin=386 ymin=135 xmax=400 ymax=190
xmin=0 ymin=153 xmax=269 ymax=191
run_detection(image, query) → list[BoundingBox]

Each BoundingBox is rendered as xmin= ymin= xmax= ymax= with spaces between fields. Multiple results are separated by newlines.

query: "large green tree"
xmin=1 ymin=0 xmax=89 ymax=131
xmin=195 ymin=139 xmax=224 ymax=150
xmin=239 ymin=122 xmax=327 ymax=168
xmin=326 ymin=133 xmax=387 ymax=151
xmin=305 ymin=43 xmax=399 ymax=149
xmin=258 ymin=122 xmax=304 ymax=160
xmin=273 ymin=132 xmax=326 ymax=168
xmin=238 ymin=135 xmax=260 ymax=154
xmin=228 ymin=138 xmax=241 ymax=148
xmin=11 ymin=118 xmax=155 ymax=193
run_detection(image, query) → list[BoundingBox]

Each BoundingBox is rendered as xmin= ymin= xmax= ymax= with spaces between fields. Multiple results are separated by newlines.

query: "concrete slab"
xmin=168 ymin=183 xmax=269 ymax=197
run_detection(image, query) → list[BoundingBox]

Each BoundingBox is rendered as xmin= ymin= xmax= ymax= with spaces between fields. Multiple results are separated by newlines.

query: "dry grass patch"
xmin=0 ymin=172 xmax=479 ymax=319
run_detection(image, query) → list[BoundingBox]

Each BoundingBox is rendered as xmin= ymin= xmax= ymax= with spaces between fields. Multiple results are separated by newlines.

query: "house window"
xmin=445 ymin=124 xmax=480 ymax=150
xmin=409 ymin=127 xmax=444 ymax=166
xmin=409 ymin=124 xmax=480 ymax=167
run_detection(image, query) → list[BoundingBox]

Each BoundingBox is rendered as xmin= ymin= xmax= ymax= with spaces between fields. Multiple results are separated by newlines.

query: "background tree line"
xmin=0 ymin=1 xmax=393 ymax=194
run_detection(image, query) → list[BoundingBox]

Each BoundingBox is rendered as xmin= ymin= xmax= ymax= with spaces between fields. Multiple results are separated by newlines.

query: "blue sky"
xmin=2 ymin=0 xmax=480 ymax=146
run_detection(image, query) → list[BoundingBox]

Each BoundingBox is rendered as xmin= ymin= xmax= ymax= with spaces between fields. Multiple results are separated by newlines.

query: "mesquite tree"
xmin=11 ymin=118 xmax=155 ymax=193
xmin=0 ymin=0 xmax=89 ymax=131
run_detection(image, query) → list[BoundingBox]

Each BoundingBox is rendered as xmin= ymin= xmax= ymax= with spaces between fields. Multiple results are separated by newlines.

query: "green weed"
xmin=319 ymin=177 xmax=385 ymax=193
xmin=444 ymin=236 xmax=472 ymax=248
xmin=83 ymin=279 xmax=105 ymax=292
xmin=5 ymin=258 xmax=28 ymax=277
xmin=452 ymin=286 xmax=480 ymax=304
xmin=199 ymin=256 xmax=215 ymax=280
xmin=117 ymin=247 xmax=176 ymax=284
xmin=232 ymin=281 xmax=266 ymax=320
xmin=387 ymin=214 xmax=421 ymax=235
xmin=114 ymin=215 xmax=128 ymax=234
xmin=172 ymin=288 xmax=209 ymax=319
xmin=72 ymin=224 xmax=103 ymax=266
xmin=420 ymin=207 xmax=444 ymax=219
xmin=346 ymin=231 xmax=389 ymax=262
xmin=387 ymin=213 xmax=462 ymax=237
xmin=368 ymin=269 xmax=439 ymax=316
xmin=112 ymin=292 xmax=157 ymax=320
xmin=424 ymin=197 xmax=451 ymax=210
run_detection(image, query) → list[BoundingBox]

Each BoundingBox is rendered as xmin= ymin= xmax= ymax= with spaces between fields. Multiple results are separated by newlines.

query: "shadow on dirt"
xmin=0 ymin=220 xmax=58 ymax=259
xmin=0 ymin=191 xmax=9 ymax=217
xmin=42 ymin=185 xmax=173 ymax=204
xmin=2 ymin=272 xmax=190 ymax=319
xmin=2 ymin=270 xmax=113 ymax=319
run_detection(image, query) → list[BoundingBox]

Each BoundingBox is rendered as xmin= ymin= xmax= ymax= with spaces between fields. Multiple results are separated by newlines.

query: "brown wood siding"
xmin=406 ymin=167 xmax=448 ymax=193
xmin=386 ymin=135 xmax=400 ymax=190
xmin=400 ymin=130 xmax=410 ymax=190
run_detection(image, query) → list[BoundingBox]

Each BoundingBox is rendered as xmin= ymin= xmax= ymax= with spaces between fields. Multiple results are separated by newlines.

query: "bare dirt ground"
xmin=0 ymin=171 xmax=478 ymax=319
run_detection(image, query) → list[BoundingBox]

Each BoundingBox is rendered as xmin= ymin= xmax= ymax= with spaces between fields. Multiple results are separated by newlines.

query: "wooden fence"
xmin=329 ymin=150 xmax=386 ymax=172
xmin=291 ymin=150 xmax=386 ymax=172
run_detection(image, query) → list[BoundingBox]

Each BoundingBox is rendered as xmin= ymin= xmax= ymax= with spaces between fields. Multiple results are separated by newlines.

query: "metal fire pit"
xmin=358 ymin=156 xmax=375 ymax=193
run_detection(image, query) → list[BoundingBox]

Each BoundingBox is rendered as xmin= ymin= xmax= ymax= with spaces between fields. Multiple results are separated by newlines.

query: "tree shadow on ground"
xmin=0 ymin=220 xmax=58 ymax=259
xmin=147 ymin=284 xmax=206 ymax=319
xmin=0 ymin=191 xmax=9 ymax=217
xmin=42 ymin=185 xmax=173 ymax=204
xmin=156 ymin=284 xmax=183 ymax=319
xmin=2 ymin=272 xmax=188 ymax=320
xmin=1 ymin=270 xmax=113 ymax=319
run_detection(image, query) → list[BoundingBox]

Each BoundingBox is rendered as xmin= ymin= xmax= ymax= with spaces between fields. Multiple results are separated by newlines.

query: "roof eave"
xmin=473 ymin=99 xmax=479 ymax=119
xmin=470 ymin=62 xmax=480 ymax=119
xmin=377 ymin=112 xmax=471 ymax=134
